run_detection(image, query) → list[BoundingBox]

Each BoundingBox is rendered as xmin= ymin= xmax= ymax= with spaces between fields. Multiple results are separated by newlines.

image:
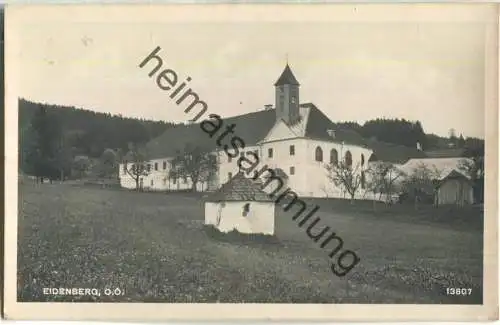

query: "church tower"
xmin=274 ymin=64 xmax=300 ymax=125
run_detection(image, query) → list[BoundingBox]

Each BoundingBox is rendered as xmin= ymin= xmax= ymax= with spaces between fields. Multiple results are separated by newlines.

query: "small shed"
xmin=435 ymin=170 xmax=474 ymax=206
xmin=204 ymin=172 xmax=276 ymax=235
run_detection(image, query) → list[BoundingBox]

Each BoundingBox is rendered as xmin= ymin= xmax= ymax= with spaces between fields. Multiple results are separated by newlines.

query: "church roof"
xmin=205 ymin=172 xmax=275 ymax=202
xmin=274 ymin=64 xmax=300 ymax=86
xmin=138 ymin=103 xmax=367 ymax=160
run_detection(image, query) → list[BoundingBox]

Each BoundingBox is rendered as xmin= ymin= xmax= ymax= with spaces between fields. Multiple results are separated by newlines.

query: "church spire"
xmin=274 ymin=63 xmax=300 ymax=125
xmin=274 ymin=64 xmax=300 ymax=86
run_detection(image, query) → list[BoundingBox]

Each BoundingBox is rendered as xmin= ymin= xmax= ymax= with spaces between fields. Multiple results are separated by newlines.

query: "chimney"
xmin=416 ymin=142 xmax=422 ymax=151
xmin=327 ymin=129 xmax=336 ymax=138
xmin=264 ymin=104 xmax=273 ymax=110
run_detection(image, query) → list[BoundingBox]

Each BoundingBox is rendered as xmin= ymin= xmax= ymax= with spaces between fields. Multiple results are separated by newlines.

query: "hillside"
xmin=19 ymin=98 xmax=176 ymax=158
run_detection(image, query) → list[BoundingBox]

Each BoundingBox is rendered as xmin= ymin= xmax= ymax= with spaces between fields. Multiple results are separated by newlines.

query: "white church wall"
xmin=301 ymin=139 xmax=373 ymax=198
xmin=216 ymin=145 xmax=260 ymax=186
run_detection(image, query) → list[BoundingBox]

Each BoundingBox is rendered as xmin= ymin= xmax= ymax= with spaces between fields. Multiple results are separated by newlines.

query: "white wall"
xmin=205 ymin=201 xmax=275 ymax=235
xmin=258 ymin=138 xmax=306 ymax=196
xmin=118 ymin=138 xmax=375 ymax=201
xmin=118 ymin=158 xmax=210 ymax=192
xmin=216 ymin=145 xmax=259 ymax=185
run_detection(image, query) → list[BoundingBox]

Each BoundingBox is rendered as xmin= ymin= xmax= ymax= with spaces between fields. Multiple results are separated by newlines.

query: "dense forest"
xmin=19 ymin=98 xmax=177 ymax=180
xmin=334 ymin=119 xmax=484 ymax=152
xmin=19 ymin=98 xmax=176 ymax=157
xmin=19 ymin=98 xmax=484 ymax=181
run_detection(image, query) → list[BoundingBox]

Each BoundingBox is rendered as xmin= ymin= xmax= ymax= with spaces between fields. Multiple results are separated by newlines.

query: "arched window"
xmin=345 ymin=150 xmax=352 ymax=167
xmin=330 ymin=149 xmax=339 ymax=165
xmin=361 ymin=154 xmax=365 ymax=167
xmin=315 ymin=146 xmax=323 ymax=162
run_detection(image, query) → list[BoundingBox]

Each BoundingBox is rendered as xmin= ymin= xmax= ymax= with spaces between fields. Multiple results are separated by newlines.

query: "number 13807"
xmin=446 ymin=288 xmax=472 ymax=295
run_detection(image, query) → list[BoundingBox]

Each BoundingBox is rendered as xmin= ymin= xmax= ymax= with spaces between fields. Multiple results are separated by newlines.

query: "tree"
xmin=325 ymin=161 xmax=362 ymax=204
xmin=21 ymin=105 xmax=64 ymax=183
xmin=400 ymin=163 xmax=441 ymax=209
xmin=54 ymin=139 xmax=73 ymax=181
xmin=366 ymin=161 xmax=405 ymax=204
xmin=458 ymin=134 xmax=466 ymax=148
xmin=96 ymin=148 xmax=118 ymax=179
xmin=169 ymin=143 xmax=217 ymax=192
xmin=458 ymin=142 xmax=484 ymax=203
xmin=72 ymin=155 xmax=91 ymax=179
xmin=124 ymin=143 xmax=150 ymax=191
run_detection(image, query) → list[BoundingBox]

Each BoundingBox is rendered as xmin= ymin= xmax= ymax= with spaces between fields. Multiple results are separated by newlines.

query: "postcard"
xmin=3 ymin=3 xmax=498 ymax=321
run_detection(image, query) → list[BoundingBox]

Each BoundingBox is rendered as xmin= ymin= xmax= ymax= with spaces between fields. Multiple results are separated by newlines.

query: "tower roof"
xmin=274 ymin=64 xmax=300 ymax=86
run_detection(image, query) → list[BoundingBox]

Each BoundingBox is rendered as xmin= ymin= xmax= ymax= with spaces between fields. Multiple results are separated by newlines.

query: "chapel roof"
xmin=205 ymin=172 xmax=275 ymax=202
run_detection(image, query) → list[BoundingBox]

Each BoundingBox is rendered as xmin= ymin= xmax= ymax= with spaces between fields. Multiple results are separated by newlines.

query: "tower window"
xmin=291 ymin=96 xmax=296 ymax=104
xmin=290 ymin=145 xmax=295 ymax=156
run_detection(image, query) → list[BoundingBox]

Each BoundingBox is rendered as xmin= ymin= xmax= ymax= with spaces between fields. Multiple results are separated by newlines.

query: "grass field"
xmin=17 ymin=183 xmax=483 ymax=303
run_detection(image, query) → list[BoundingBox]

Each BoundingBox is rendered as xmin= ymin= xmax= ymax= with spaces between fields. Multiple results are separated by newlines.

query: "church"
xmin=119 ymin=63 xmax=376 ymax=199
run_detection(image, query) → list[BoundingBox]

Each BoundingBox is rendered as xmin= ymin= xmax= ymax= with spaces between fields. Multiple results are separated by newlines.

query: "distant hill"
xmin=334 ymin=119 xmax=484 ymax=153
xmin=19 ymin=98 xmax=177 ymax=158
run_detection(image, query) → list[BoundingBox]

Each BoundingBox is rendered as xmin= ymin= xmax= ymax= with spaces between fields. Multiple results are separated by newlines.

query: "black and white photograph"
xmin=3 ymin=3 xmax=498 ymax=321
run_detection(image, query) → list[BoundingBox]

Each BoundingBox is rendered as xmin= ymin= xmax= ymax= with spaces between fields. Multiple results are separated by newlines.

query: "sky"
xmin=13 ymin=5 xmax=491 ymax=139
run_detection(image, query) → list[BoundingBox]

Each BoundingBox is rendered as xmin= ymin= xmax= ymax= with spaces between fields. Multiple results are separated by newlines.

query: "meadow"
xmin=17 ymin=183 xmax=483 ymax=303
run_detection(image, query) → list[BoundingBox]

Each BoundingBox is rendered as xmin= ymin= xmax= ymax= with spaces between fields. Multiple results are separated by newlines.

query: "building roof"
xmin=425 ymin=148 xmax=466 ymax=158
xmin=140 ymin=103 xmax=368 ymax=160
xmin=367 ymin=139 xmax=428 ymax=164
xmin=274 ymin=64 xmax=300 ymax=86
xmin=398 ymin=157 xmax=472 ymax=180
xmin=205 ymin=172 xmax=275 ymax=202
xmin=302 ymin=103 xmax=367 ymax=146
xmin=436 ymin=169 xmax=473 ymax=187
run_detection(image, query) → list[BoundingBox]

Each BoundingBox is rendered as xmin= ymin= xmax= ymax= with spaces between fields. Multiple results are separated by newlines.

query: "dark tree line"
xmin=19 ymin=99 xmax=176 ymax=181
xmin=19 ymin=98 xmax=175 ymax=158
xmin=335 ymin=118 xmax=484 ymax=151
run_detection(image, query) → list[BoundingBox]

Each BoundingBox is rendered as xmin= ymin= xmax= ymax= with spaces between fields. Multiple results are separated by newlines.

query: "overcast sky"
xmin=13 ymin=5 xmax=491 ymax=138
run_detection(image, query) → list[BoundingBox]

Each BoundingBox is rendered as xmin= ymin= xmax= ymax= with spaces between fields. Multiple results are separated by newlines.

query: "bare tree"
xmin=325 ymin=162 xmax=362 ymax=204
xmin=367 ymin=161 xmax=405 ymax=204
xmin=124 ymin=143 xmax=150 ymax=191
xmin=169 ymin=143 xmax=217 ymax=192
xmin=400 ymin=163 xmax=441 ymax=209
